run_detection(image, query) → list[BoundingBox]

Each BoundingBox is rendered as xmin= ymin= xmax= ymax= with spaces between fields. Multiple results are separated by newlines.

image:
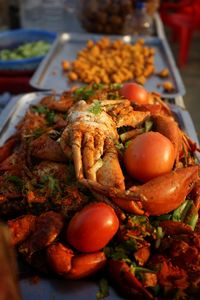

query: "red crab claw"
xmin=129 ymin=165 xmax=199 ymax=215
xmin=108 ymin=259 xmax=154 ymax=299
xmin=30 ymin=132 xmax=67 ymax=162
xmin=7 ymin=214 xmax=37 ymax=246
xmin=81 ymin=165 xmax=199 ymax=216
xmin=47 ymin=242 xmax=106 ymax=280
xmin=152 ymin=114 xmax=200 ymax=165
xmin=0 ymin=136 xmax=18 ymax=163
xmin=19 ymin=211 xmax=64 ymax=259
xmin=152 ymin=115 xmax=181 ymax=163
xmin=40 ymin=93 xmax=74 ymax=112
xmin=190 ymin=178 xmax=200 ymax=209
xmin=158 ymin=220 xmax=193 ymax=235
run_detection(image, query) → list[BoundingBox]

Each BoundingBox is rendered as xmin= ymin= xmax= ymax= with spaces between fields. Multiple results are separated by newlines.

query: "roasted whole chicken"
xmin=0 ymin=83 xmax=199 ymax=300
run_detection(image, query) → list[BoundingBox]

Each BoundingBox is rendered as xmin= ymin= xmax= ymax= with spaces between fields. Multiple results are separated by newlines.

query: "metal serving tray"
xmin=0 ymin=93 xmax=197 ymax=147
xmin=0 ymin=93 xmax=199 ymax=299
xmin=30 ymin=33 xmax=185 ymax=99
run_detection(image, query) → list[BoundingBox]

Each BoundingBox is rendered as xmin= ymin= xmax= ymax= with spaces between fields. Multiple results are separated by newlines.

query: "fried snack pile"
xmin=62 ymin=37 xmax=155 ymax=85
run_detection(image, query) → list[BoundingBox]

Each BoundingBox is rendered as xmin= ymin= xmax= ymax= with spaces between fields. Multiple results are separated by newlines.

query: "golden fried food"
xmin=156 ymin=68 xmax=170 ymax=78
xmin=62 ymin=37 xmax=155 ymax=85
xmin=157 ymin=81 xmax=175 ymax=93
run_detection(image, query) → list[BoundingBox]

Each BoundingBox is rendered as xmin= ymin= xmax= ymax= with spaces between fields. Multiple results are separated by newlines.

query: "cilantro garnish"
xmin=104 ymin=239 xmax=137 ymax=262
xmin=31 ymin=105 xmax=48 ymax=114
xmin=73 ymin=86 xmax=94 ymax=100
xmin=88 ymin=100 xmax=102 ymax=115
xmin=41 ymin=175 xmax=61 ymax=195
xmin=31 ymin=105 xmax=55 ymax=125
xmin=92 ymin=83 xmax=105 ymax=90
xmin=110 ymin=83 xmax=122 ymax=90
xmin=32 ymin=128 xmax=44 ymax=139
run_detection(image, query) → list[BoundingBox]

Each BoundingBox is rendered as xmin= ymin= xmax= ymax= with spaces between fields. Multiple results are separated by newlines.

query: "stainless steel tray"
xmin=0 ymin=93 xmax=199 ymax=299
xmin=0 ymin=93 xmax=197 ymax=147
xmin=30 ymin=33 xmax=185 ymax=99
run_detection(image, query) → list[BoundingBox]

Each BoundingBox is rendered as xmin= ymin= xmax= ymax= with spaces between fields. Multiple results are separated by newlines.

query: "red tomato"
xmin=124 ymin=132 xmax=175 ymax=182
xmin=66 ymin=202 xmax=119 ymax=253
xmin=119 ymin=82 xmax=149 ymax=105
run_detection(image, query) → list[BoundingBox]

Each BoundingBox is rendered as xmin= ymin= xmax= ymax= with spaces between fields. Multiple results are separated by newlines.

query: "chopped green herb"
xmin=186 ymin=213 xmax=198 ymax=230
xmin=104 ymin=239 xmax=137 ymax=262
xmin=92 ymin=83 xmax=105 ymax=90
xmin=107 ymin=93 xmax=119 ymax=100
xmin=129 ymin=215 xmax=148 ymax=225
xmin=31 ymin=105 xmax=55 ymax=125
xmin=144 ymin=119 xmax=153 ymax=132
xmin=73 ymin=86 xmax=94 ymax=100
xmin=88 ymin=100 xmax=102 ymax=115
xmin=152 ymin=214 xmax=172 ymax=221
xmin=155 ymin=226 xmax=164 ymax=248
xmin=110 ymin=83 xmax=122 ymax=90
xmin=31 ymin=105 xmax=48 ymax=114
xmin=172 ymin=200 xmax=191 ymax=222
xmin=96 ymin=278 xmax=109 ymax=300
xmin=46 ymin=110 xmax=56 ymax=125
xmin=63 ymin=112 xmax=68 ymax=120
xmin=124 ymin=140 xmax=131 ymax=149
xmin=130 ymin=265 xmax=156 ymax=275
xmin=73 ymin=87 xmax=85 ymax=96
xmin=183 ymin=203 xmax=199 ymax=230
xmin=41 ymin=175 xmax=61 ymax=195
xmin=31 ymin=128 xmax=44 ymax=139
xmin=115 ymin=143 xmax=124 ymax=151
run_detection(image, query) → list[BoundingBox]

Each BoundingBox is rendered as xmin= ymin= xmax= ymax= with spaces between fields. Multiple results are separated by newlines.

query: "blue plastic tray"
xmin=0 ymin=29 xmax=56 ymax=71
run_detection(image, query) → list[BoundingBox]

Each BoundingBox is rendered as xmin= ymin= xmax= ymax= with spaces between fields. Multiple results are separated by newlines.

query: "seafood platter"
xmin=30 ymin=33 xmax=185 ymax=99
xmin=0 ymin=81 xmax=199 ymax=300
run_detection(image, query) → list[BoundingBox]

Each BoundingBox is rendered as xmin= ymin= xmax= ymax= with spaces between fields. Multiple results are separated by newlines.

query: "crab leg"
xmin=82 ymin=131 xmax=96 ymax=180
xmin=72 ymin=130 xmax=84 ymax=179
xmin=96 ymin=138 xmax=125 ymax=190
xmin=108 ymin=260 xmax=154 ymax=299
xmin=8 ymin=215 xmax=36 ymax=246
xmin=81 ymin=165 xmax=199 ymax=216
xmin=19 ymin=211 xmax=64 ymax=259
xmin=94 ymin=131 xmax=104 ymax=164
xmin=131 ymin=165 xmax=199 ymax=215
xmin=47 ymin=242 xmax=106 ymax=280
xmin=152 ymin=114 xmax=181 ymax=164
xmin=80 ymin=178 xmax=144 ymax=215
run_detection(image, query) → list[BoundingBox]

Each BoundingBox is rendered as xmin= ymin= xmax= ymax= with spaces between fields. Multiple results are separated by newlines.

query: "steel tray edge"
xmin=0 ymin=92 xmax=50 ymax=145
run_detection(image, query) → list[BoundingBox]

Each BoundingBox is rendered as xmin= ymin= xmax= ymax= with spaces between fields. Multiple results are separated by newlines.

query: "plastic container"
xmin=124 ymin=1 xmax=153 ymax=35
xmin=78 ymin=0 xmax=158 ymax=35
xmin=0 ymin=29 xmax=56 ymax=71
xmin=19 ymin=0 xmax=81 ymax=33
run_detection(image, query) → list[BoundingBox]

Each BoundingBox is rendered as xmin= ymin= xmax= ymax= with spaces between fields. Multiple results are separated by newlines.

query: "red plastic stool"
xmin=160 ymin=1 xmax=200 ymax=67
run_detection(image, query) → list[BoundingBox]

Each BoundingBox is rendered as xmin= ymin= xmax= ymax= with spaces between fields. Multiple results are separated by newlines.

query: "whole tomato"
xmin=119 ymin=82 xmax=149 ymax=105
xmin=124 ymin=131 xmax=175 ymax=182
xmin=66 ymin=202 xmax=119 ymax=253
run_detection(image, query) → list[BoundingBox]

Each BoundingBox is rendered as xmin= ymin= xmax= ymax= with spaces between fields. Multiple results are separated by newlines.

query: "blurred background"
xmin=0 ymin=0 xmax=199 ymax=139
